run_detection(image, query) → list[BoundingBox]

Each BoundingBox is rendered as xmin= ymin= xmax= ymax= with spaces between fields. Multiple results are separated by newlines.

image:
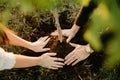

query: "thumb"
xmin=47 ymin=53 xmax=57 ymax=56
xmin=66 ymin=36 xmax=72 ymax=43
xmin=51 ymin=30 xmax=58 ymax=35
xmin=41 ymin=48 xmax=50 ymax=52
xmin=69 ymin=43 xmax=78 ymax=47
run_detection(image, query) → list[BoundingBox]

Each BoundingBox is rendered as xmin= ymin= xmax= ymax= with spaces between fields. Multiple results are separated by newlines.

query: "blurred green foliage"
xmin=84 ymin=0 xmax=120 ymax=68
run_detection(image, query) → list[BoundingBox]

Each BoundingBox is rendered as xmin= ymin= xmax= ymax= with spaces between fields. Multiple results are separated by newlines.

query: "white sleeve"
xmin=0 ymin=47 xmax=16 ymax=70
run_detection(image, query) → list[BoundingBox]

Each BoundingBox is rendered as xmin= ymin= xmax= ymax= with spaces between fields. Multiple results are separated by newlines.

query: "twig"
xmin=78 ymin=75 xmax=83 ymax=80
xmin=51 ymin=8 xmax=62 ymax=43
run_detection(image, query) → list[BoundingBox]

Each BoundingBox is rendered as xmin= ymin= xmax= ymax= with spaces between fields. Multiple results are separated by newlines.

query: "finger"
xmin=72 ymin=59 xmax=80 ymax=66
xmin=38 ymin=36 xmax=48 ymax=41
xmin=65 ymin=50 xmax=75 ymax=60
xmin=41 ymin=48 xmax=50 ymax=52
xmin=52 ymin=64 xmax=63 ymax=68
xmin=38 ymin=37 xmax=42 ymax=40
xmin=42 ymin=36 xmax=49 ymax=41
xmin=69 ymin=43 xmax=78 ymax=47
xmin=64 ymin=52 xmax=76 ymax=64
xmin=44 ymin=38 xmax=50 ymax=45
xmin=65 ymin=57 xmax=77 ymax=65
xmin=47 ymin=53 xmax=57 ymax=56
xmin=66 ymin=36 xmax=72 ymax=43
xmin=49 ymin=66 xmax=58 ymax=70
xmin=54 ymin=58 xmax=64 ymax=62
xmin=51 ymin=30 xmax=58 ymax=35
xmin=55 ymin=62 xmax=65 ymax=66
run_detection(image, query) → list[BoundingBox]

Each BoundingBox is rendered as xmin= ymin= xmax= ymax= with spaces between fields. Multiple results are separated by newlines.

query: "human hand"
xmin=38 ymin=53 xmax=64 ymax=70
xmin=65 ymin=43 xmax=93 ymax=66
xmin=30 ymin=36 xmax=50 ymax=52
xmin=51 ymin=29 xmax=75 ymax=43
xmin=51 ymin=24 xmax=80 ymax=43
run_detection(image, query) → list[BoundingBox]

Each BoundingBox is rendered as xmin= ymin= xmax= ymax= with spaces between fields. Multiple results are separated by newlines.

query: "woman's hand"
xmin=38 ymin=53 xmax=64 ymax=70
xmin=65 ymin=43 xmax=94 ymax=66
xmin=30 ymin=36 xmax=50 ymax=52
xmin=51 ymin=29 xmax=75 ymax=43
xmin=4 ymin=29 xmax=50 ymax=52
xmin=51 ymin=24 xmax=80 ymax=43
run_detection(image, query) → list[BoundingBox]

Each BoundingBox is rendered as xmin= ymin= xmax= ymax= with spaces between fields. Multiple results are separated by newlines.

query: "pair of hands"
xmin=29 ymin=36 xmax=64 ymax=70
xmin=51 ymin=29 xmax=94 ymax=66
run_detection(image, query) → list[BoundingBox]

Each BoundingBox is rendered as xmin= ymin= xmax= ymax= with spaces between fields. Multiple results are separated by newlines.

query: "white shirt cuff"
xmin=0 ymin=48 xmax=16 ymax=70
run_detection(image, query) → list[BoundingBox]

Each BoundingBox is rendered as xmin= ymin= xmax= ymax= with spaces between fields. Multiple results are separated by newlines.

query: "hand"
xmin=30 ymin=36 xmax=50 ymax=52
xmin=38 ymin=53 xmax=64 ymax=70
xmin=51 ymin=24 xmax=80 ymax=43
xmin=51 ymin=29 xmax=75 ymax=43
xmin=65 ymin=43 xmax=93 ymax=66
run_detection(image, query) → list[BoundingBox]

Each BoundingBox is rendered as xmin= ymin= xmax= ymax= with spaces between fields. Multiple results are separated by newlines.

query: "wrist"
xmin=36 ymin=56 xmax=45 ymax=67
xmin=31 ymin=57 xmax=39 ymax=66
xmin=35 ymin=57 xmax=41 ymax=66
xmin=26 ymin=42 xmax=34 ymax=51
xmin=71 ymin=24 xmax=80 ymax=34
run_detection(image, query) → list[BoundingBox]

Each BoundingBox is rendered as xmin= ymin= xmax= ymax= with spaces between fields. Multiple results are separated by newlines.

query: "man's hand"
xmin=51 ymin=24 xmax=80 ymax=43
xmin=51 ymin=29 xmax=75 ymax=43
xmin=65 ymin=43 xmax=93 ymax=66
xmin=38 ymin=53 xmax=64 ymax=70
